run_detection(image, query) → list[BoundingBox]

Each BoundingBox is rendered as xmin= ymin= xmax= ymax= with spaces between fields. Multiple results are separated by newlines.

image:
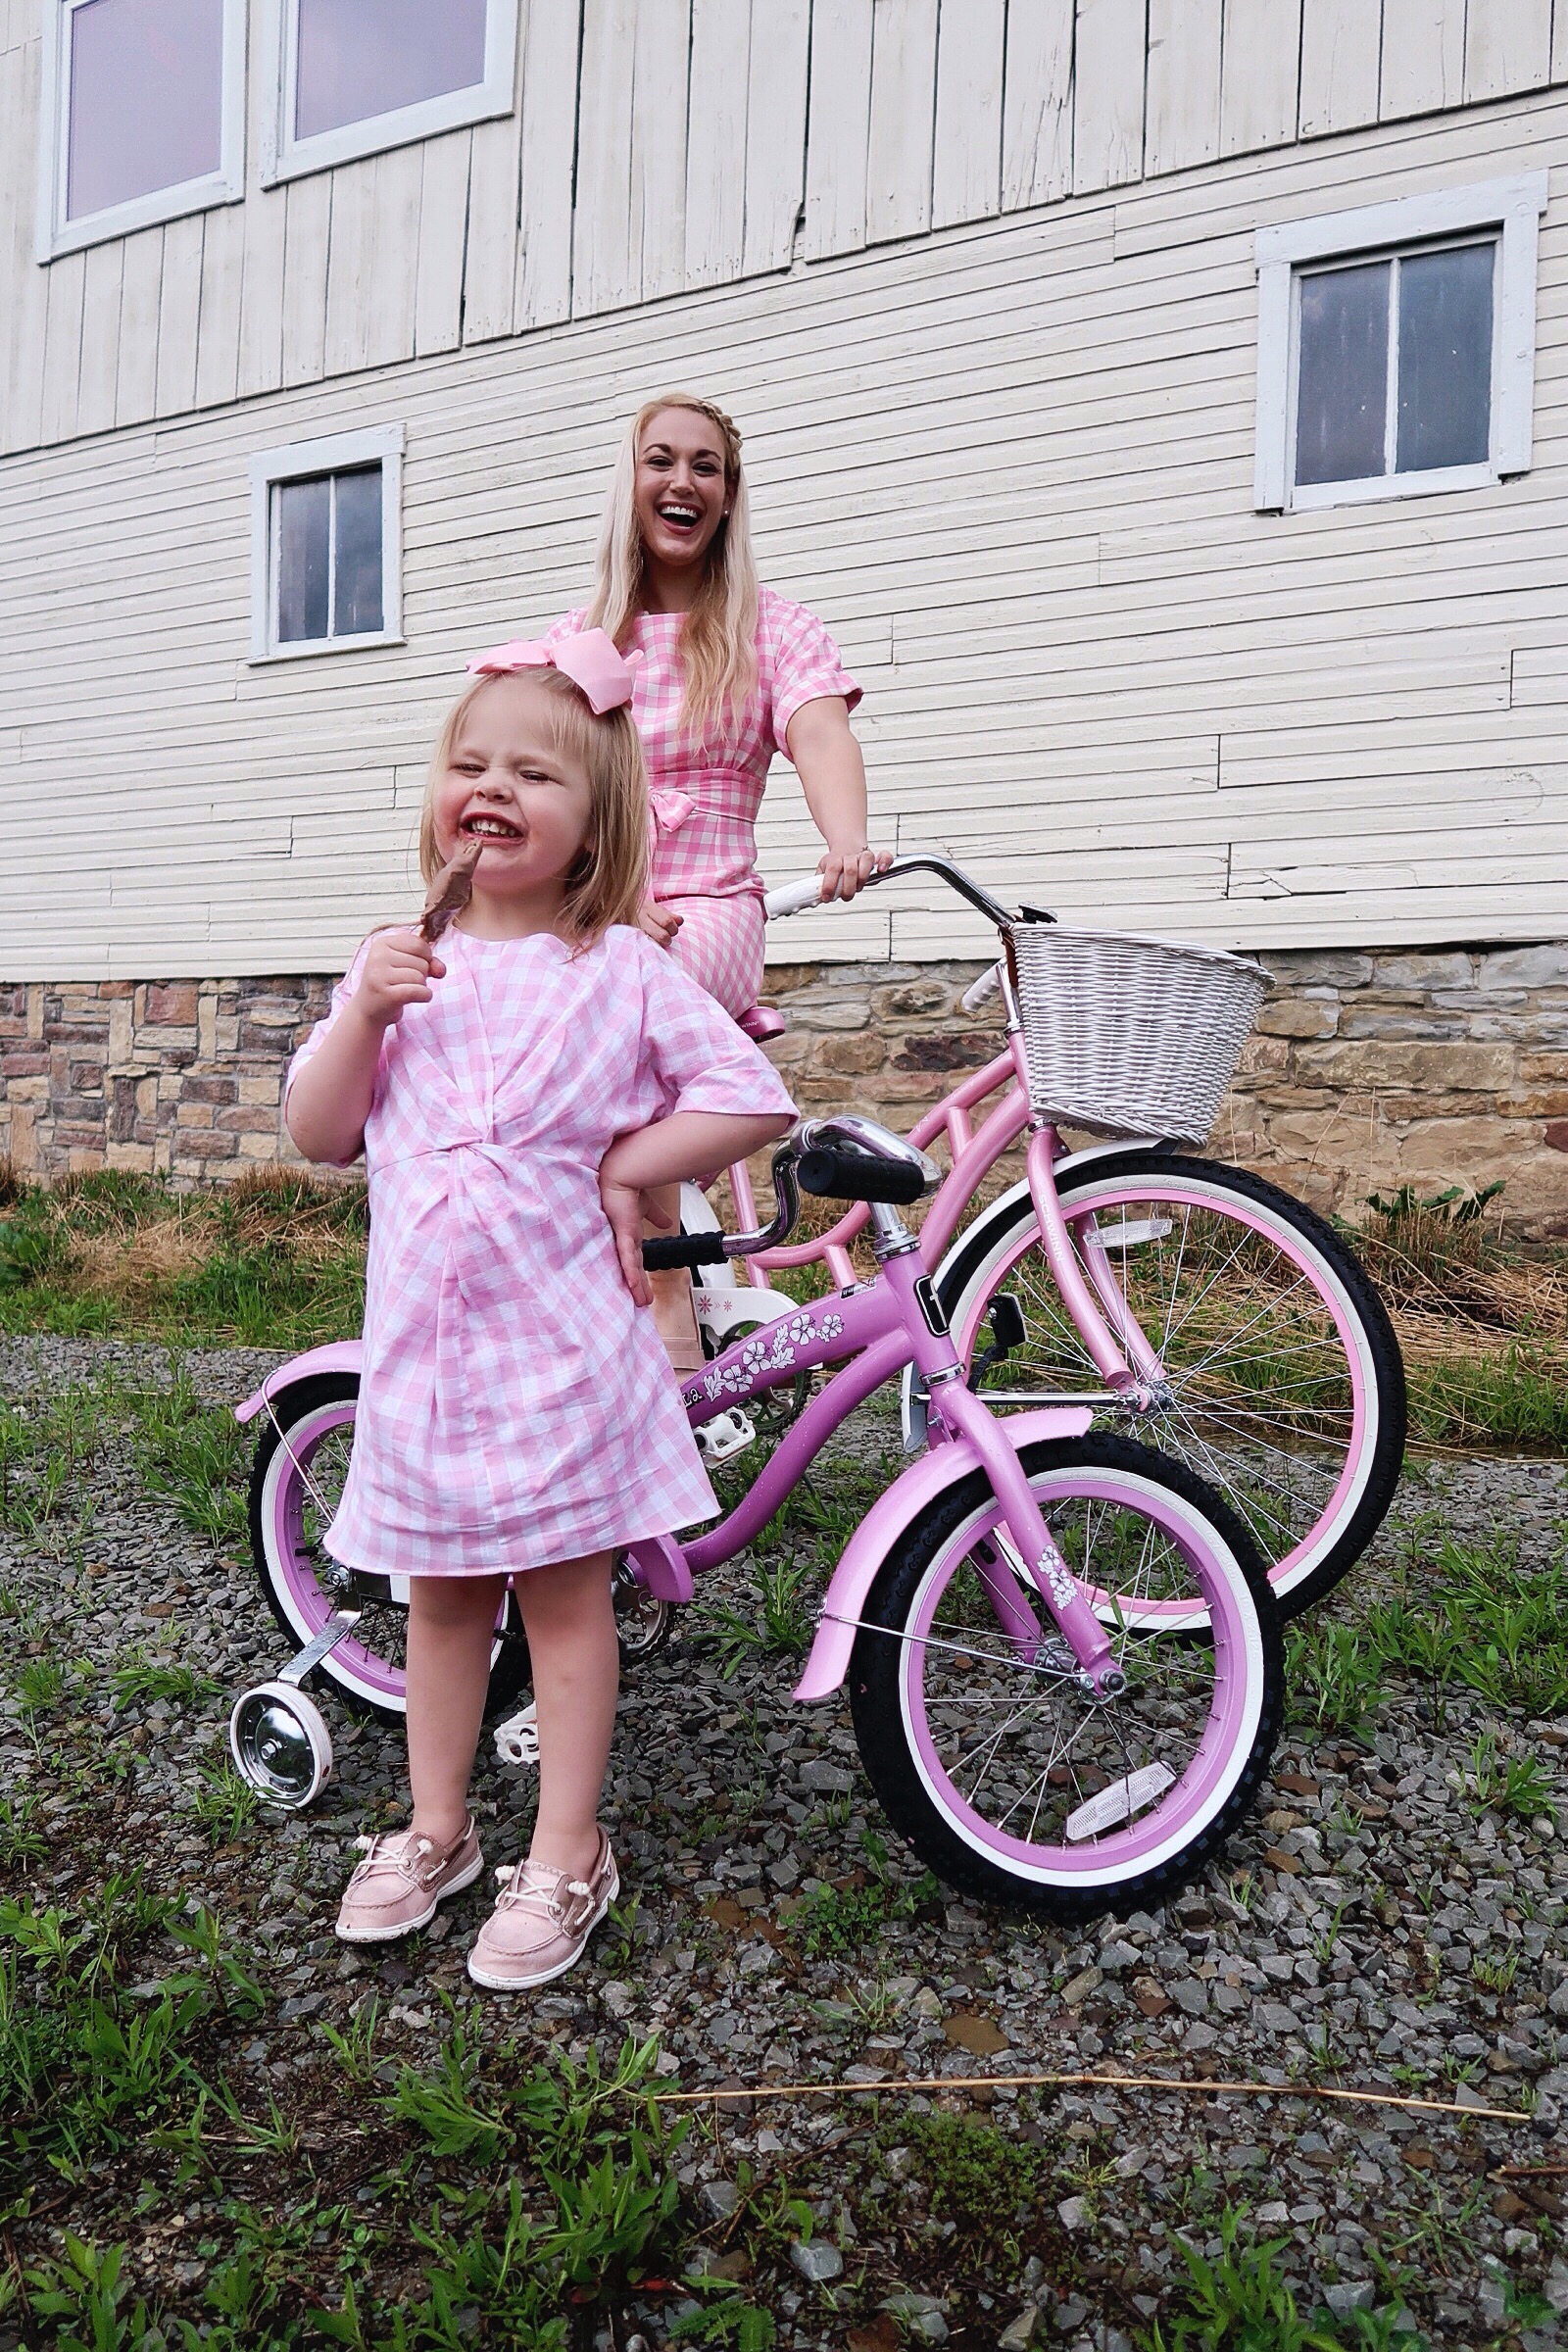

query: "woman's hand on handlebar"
xmin=816 ymin=844 xmax=894 ymax=903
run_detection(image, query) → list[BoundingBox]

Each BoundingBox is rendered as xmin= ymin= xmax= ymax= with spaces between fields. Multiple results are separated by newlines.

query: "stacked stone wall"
xmin=1 ymin=947 xmax=1564 ymax=1237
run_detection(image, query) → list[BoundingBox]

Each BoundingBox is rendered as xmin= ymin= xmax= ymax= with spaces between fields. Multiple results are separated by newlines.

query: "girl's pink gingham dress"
xmin=285 ymin=924 xmax=795 ymax=1578
xmin=545 ymin=588 xmax=860 ymax=1016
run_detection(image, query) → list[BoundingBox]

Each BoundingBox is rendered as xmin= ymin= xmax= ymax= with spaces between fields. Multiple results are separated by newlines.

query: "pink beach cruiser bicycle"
xmin=689 ymin=854 xmax=1404 ymax=1623
xmin=230 ymin=1106 xmax=1284 ymax=1923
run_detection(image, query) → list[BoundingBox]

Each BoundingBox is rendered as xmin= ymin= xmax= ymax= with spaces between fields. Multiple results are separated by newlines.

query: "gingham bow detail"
xmin=465 ymin=628 xmax=643 ymax=714
xmin=650 ymin=786 xmax=697 ymax=835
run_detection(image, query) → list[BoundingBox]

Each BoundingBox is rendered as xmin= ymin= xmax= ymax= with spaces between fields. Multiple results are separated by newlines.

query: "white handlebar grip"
xmin=961 ymin=963 xmax=1004 ymax=1012
xmin=763 ymin=874 xmax=827 ymax=919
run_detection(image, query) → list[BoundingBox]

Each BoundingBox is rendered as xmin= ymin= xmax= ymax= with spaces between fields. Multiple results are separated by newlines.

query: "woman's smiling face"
xmin=430 ymin=674 xmax=595 ymax=897
xmin=632 ymin=406 xmax=729 ymax=573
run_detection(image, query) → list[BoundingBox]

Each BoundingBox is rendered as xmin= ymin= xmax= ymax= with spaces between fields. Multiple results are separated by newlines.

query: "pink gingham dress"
xmin=545 ymin=589 xmax=860 ymax=1017
xmin=285 ymin=924 xmax=795 ymax=1577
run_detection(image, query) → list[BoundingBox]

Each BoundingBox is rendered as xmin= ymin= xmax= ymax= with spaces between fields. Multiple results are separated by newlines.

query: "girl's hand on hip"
xmin=817 ymin=844 xmax=894 ymax=903
xmin=355 ymin=929 xmax=446 ymax=1030
xmin=599 ymin=1150 xmax=672 ymax=1309
xmin=639 ymin=901 xmax=684 ymax=949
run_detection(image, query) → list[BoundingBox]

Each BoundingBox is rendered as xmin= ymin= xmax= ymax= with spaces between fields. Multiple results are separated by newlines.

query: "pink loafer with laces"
xmin=466 ymin=1830 xmax=619 ymax=1990
xmin=334 ymin=1816 xmax=484 ymax=1943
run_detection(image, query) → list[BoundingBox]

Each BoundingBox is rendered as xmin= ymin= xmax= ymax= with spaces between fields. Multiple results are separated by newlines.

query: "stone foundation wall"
xmin=3 ymin=945 xmax=1564 ymax=1236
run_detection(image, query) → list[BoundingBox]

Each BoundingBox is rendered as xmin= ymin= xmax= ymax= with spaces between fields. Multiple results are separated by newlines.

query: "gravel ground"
xmin=2 ymin=1336 xmax=1566 ymax=2349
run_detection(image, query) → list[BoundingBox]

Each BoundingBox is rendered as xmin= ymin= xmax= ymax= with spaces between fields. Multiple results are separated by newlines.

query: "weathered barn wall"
xmin=5 ymin=941 xmax=1566 ymax=1240
xmin=5 ymin=0 xmax=1564 ymax=461
xmin=3 ymin=92 xmax=1568 ymax=981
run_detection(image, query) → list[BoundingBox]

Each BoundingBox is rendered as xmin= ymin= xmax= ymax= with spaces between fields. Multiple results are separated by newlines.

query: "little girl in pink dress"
xmin=285 ymin=632 xmax=794 ymax=1990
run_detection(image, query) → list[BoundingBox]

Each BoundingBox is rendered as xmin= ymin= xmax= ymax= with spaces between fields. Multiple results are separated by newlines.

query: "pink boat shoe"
xmin=466 ymin=1831 xmax=619 ymax=1990
xmin=334 ymin=1816 xmax=483 ymax=1943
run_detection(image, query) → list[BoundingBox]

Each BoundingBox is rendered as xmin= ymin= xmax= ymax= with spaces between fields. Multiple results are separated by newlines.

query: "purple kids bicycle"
xmin=229 ymin=1113 xmax=1283 ymax=1923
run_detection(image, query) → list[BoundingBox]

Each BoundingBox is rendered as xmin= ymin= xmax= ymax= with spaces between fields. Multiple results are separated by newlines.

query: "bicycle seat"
xmin=738 ymin=1004 xmax=787 ymax=1044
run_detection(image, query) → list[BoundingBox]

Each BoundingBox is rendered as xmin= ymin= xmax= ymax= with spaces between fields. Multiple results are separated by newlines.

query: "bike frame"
xmin=724 ymin=1030 xmax=1167 ymax=1399
xmin=634 ymin=1228 xmax=1120 ymax=1693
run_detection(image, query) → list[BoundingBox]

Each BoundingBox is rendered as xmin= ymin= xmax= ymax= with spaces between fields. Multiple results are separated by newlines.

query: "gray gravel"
xmin=1 ymin=1336 xmax=1565 ymax=2349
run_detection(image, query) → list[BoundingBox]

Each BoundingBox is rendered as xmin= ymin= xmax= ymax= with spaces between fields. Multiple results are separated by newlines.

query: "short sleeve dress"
xmin=544 ymin=586 xmax=860 ymax=1018
xmin=285 ymin=924 xmax=796 ymax=1578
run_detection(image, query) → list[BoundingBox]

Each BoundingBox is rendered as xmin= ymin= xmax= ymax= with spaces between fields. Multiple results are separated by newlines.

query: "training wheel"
xmin=228 ymin=1680 xmax=334 ymax=1810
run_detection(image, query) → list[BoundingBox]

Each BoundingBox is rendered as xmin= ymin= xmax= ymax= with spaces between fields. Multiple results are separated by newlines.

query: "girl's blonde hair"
xmin=584 ymin=392 xmax=759 ymax=742
xmin=418 ymin=668 xmax=649 ymax=946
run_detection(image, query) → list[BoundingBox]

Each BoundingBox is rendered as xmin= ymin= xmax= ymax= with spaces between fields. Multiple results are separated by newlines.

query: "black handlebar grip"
xmin=796 ymin=1146 xmax=926 ymax=1205
xmin=640 ymin=1234 xmax=721 ymax=1270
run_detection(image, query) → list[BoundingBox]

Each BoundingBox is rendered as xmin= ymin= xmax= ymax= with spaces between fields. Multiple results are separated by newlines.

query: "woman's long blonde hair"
xmin=584 ymin=392 xmax=760 ymax=743
xmin=418 ymin=669 xmax=650 ymax=948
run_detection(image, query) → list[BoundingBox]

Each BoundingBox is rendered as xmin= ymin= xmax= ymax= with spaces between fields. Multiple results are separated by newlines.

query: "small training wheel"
xmin=228 ymin=1681 xmax=334 ymax=1810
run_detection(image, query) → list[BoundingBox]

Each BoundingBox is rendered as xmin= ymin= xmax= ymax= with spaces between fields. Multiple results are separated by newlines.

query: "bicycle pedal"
xmin=696 ymin=1408 xmax=755 ymax=1464
xmin=492 ymin=1701 xmax=539 ymax=1768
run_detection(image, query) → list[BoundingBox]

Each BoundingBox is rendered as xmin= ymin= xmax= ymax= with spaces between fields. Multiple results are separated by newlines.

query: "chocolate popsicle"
xmin=418 ymin=838 xmax=483 ymax=946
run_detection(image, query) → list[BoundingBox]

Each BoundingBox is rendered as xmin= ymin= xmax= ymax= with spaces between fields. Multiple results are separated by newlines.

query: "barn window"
xmin=40 ymin=0 xmax=245 ymax=259
xmin=263 ymin=0 xmax=518 ymax=183
xmin=1253 ymin=173 xmax=1547 ymax=514
xmin=249 ymin=427 xmax=404 ymax=664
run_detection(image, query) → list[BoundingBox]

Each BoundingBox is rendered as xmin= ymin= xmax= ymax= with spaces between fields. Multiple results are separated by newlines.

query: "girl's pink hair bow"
xmin=465 ymin=628 xmax=642 ymax=715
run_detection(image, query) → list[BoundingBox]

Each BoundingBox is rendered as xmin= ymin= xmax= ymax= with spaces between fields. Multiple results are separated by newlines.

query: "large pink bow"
xmin=465 ymin=628 xmax=643 ymax=714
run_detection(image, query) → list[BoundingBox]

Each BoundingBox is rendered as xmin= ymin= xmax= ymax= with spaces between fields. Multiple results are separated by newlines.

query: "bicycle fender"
xmin=791 ymin=1405 xmax=1092 ymax=1702
xmin=234 ymin=1341 xmax=364 ymax=1424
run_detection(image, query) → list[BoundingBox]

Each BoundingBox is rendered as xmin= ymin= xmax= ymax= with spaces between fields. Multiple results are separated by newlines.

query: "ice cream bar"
xmin=418 ymin=839 xmax=482 ymax=945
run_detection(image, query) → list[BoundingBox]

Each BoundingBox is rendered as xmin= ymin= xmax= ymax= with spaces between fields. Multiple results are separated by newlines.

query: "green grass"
xmin=1407 ymin=1346 xmax=1568 ymax=1453
xmin=1289 ymin=1525 xmax=1568 ymax=1737
xmin=1147 ymin=2209 xmax=1430 ymax=2351
xmin=0 ymin=1165 xmax=368 ymax=1345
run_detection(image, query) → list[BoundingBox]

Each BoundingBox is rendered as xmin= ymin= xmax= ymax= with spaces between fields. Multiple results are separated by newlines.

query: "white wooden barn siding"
xmin=2 ymin=81 xmax=1567 ymax=979
xmin=4 ymin=0 xmax=1568 ymax=460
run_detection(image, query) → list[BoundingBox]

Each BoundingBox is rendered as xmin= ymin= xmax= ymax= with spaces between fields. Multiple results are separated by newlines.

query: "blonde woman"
xmin=545 ymin=394 xmax=888 ymax=1366
xmin=545 ymin=392 xmax=887 ymax=1021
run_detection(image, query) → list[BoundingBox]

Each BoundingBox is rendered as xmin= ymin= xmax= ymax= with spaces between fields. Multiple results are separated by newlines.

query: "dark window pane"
xmin=68 ymin=0 xmax=223 ymax=220
xmin=275 ymin=476 xmax=330 ymax=644
xmin=294 ymin=0 xmax=488 ymax=140
xmin=1396 ymin=242 xmax=1494 ymax=474
xmin=1295 ymin=259 xmax=1391 ymax=487
xmin=332 ymin=466 xmax=383 ymax=637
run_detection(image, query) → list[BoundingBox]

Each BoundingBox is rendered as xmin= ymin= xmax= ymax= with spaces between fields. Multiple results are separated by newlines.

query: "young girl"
xmin=544 ymin=391 xmax=889 ymax=1364
xmin=284 ymin=632 xmax=795 ymax=1990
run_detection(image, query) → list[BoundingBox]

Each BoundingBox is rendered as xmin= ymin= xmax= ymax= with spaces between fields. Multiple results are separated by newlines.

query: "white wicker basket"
xmin=1005 ymin=923 xmax=1269 ymax=1143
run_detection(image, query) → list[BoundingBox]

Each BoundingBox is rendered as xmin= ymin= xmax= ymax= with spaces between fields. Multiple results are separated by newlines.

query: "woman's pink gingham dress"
xmin=285 ymin=925 xmax=795 ymax=1578
xmin=545 ymin=588 xmax=860 ymax=1017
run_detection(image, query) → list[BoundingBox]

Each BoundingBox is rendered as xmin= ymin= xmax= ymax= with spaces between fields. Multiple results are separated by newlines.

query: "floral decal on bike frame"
xmin=691 ymin=1309 xmax=846 ymax=1404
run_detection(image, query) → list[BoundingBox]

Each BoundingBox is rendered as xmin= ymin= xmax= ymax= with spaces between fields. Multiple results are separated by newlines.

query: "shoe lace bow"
xmin=352 ymin=1830 xmax=434 ymax=1882
xmin=493 ymin=1859 xmax=593 ymax=1927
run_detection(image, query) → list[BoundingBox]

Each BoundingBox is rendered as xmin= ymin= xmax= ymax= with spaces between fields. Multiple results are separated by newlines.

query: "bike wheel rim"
xmin=956 ymin=1177 xmax=1375 ymax=1600
xmin=897 ymin=1470 xmax=1263 ymax=1886
xmin=262 ymin=1402 xmax=510 ymax=1707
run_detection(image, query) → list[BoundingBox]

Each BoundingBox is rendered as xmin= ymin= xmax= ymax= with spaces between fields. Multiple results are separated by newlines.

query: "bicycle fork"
xmin=880 ymin=1234 xmax=1123 ymax=1697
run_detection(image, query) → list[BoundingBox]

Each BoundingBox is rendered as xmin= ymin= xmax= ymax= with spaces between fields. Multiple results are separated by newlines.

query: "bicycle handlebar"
xmin=761 ymin=852 xmax=1033 ymax=932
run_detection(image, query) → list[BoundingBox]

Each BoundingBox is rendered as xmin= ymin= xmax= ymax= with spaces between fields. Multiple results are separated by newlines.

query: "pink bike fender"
xmin=233 ymin=1340 xmax=365 ymax=1424
xmin=791 ymin=1405 xmax=1093 ymax=1702
xmin=626 ymin=1531 xmax=695 ymax=1605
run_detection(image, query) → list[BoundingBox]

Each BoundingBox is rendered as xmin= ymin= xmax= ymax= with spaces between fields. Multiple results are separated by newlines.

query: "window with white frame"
xmin=1254 ymin=173 xmax=1548 ymax=513
xmin=38 ymin=0 xmax=245 ymax=258
xmin=249 ymin=428 xmax=404 ymax=663
xmin=263 ymin=0 xmax=518 ymax=183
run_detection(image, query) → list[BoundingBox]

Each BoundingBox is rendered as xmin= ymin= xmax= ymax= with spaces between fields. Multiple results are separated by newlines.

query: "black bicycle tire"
xmin=848 ymin=1432 xmax=1285 ymax=1924
xmin=247 ymin=1373 xmax=531 ymax=1726
xmin=932 ymin=1150 xmax=1406 ymax=1619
